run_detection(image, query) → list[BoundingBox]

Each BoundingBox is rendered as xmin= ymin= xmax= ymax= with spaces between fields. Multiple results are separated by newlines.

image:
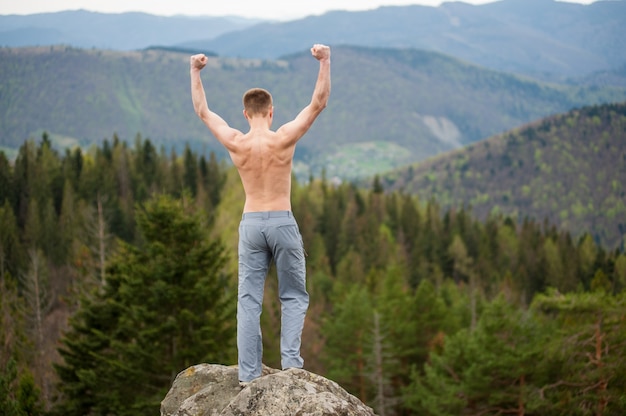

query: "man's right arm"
xmin=276 ymin=44 xmax=331 ymax=146
xmin=190 ymin=54 xmax=241 ymax=152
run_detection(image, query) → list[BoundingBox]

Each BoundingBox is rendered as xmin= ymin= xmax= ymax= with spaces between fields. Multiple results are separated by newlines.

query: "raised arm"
xmin=190 ymin=54 xmax=241 ymax=151
xmin=277 ymin=44 xmax=331 ymax=144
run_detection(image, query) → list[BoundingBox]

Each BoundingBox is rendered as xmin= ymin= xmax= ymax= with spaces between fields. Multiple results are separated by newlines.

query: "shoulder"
xmin=217 ymin=129 xmax=246 ymax=152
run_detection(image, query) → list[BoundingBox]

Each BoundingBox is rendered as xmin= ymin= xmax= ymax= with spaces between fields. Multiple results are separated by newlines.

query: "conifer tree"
xmin=367 ymin=310 xmax=398 ymax=416
xmin=532 ymin=290 xmax=626 ymax=415
xmin=13 ymin=140 xmax=36 ymax=229
xmin=322 ymin=284 xmax=374 ymax=402
xmin=404 ymin=296 xmax=543 ymax=415
xmin=199 ymin=151 xmax=225 ymax=210
xmin=615 ymin=254 xmax=626 ymax=292
xmin=319 ymin=188 xmax=343 ymax=272
xmin=0 ymin=358 xmax=44 ymax=416
xmin=182 ymin=144 xmax=198 ymax=196
xmin=0 ymin=151 xmax=14 ymax=207
xmin=0 ymin=273 xmax=44 ymax=415
xmin=53 ymin=194 xmax=235 ymax=416
xmin=1 ymin=274 xmax=27 ymax=370
xmin=0 ymin=201 xmax=23 ymax=279
xmin=19 ymin=249 xmax=52 ymax=403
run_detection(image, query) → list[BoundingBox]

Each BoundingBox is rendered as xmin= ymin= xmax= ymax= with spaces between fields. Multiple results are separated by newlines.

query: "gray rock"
xmin=161 ymin=364 xmax=377 ymax=416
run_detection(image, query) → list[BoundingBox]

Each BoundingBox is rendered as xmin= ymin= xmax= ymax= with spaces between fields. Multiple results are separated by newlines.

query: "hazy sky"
xmin=0 ymin=0 xmax=598 ymax=21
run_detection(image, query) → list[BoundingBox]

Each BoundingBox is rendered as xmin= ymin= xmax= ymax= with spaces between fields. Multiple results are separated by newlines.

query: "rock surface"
xmin=161 ymin=363 xmax=378 ymax=416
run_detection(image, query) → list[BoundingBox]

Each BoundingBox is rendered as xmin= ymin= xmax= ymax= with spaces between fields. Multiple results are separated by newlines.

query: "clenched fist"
xmin=190 ymin=54 xmax=208 ymax=71
xmin=310 ymin=44 xmax=330 ymax=61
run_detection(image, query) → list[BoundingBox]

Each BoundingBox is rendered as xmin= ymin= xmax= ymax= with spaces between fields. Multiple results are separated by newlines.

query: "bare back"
xmin=228 ymin=129 xmax=295 ymax=213
xmin=190 ymin=44 xmax=330 ymax=214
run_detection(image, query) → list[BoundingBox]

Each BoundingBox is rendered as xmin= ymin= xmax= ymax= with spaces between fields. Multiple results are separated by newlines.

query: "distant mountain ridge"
xmin=185 ymin=0 xmax=626 ymax=80
xmin=379 ymin=101 xmax=626 ymax=249
xmin=1 ymin=45 xmax=626 ymax=180
xmin=1 ymin=0 xmax=625 ymax=81
xmin=0 ymin=10 xmax=262 ymax=51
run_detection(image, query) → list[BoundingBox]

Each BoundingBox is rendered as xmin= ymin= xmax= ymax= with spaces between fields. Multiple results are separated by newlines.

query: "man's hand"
xmin=190 ymin=54 xmax=208 ymax=71
xmin=310 ymin=44 xmax=330 ymax=61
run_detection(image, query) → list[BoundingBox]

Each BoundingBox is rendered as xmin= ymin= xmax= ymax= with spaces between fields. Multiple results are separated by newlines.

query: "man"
xmin=190 ymin=44 xmax=331 ymax=384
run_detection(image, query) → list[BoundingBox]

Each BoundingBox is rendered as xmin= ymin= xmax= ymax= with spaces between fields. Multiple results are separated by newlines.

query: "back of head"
xmin=243 ymin=88 xmax=273 ymax=118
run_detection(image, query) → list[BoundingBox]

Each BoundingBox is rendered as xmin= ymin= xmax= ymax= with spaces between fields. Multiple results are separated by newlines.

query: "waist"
xmin=241 ymin=210 xmax=293 ymax=220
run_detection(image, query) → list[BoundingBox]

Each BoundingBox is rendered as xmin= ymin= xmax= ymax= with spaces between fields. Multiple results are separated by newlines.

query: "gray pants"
xmin=237 ymin=211 xmax=308 ymax=382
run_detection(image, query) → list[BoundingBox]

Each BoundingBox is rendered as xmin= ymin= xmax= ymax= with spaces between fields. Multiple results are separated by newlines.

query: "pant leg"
xmin=267 ymin=219 xmax=309 ymax=370
xmin=237 ymin=220 xmax=271 ymax=382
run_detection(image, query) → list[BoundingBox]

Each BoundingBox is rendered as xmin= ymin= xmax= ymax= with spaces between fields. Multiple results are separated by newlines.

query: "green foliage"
xmin=384 ymin=101 xmax=626 ymax=249
xmin=404 ymin=296 xmax=541 ymax=415
xmin=1 ymin=133 xmax=625 ymax=414
xmin=52 ymin=194 xmax=235 ymax=416
xmin=323 ymin=284 xmax=374 ymax=399
xmin=0 ymin=201 xmax=23 ymax=278
xmin=0 ymin=358 xmax=44 ymax=416
xmin=0 ymin=274 xmax=44 ymax=416
xmin=0 ymin=134 xmax=228 ymax=415
xmin=531 ymin=290 xmax=626 ymax=415
xmin=403 ymin=291 xmax=626 ymax=415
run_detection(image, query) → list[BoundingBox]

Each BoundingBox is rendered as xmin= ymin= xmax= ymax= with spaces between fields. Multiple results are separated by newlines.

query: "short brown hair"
xmin=243 ymin=88 xmax=272 ymax=117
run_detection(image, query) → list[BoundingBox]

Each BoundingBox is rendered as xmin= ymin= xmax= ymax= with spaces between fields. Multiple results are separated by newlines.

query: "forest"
xmin=381 ymin=102 xmax=626 ymax=250
xmin=1 ymin=134 xmax=625 ymax=415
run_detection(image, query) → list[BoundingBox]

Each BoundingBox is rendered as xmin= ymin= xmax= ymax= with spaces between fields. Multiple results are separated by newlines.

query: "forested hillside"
xmin=1 ymin=136 xmax=625 ymax=415
xmin=2 ymin=45 xmax=625 ymax=181
xmin=380 ymin=101 xmax=626 ymax=250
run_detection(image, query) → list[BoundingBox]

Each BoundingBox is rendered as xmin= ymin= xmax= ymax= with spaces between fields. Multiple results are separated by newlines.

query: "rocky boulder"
xmin=161 ymin=363 xmax=378 ymax=416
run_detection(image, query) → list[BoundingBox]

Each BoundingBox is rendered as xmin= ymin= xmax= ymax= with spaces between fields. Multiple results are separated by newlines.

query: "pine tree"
xmin=198 ymin=151 xmax=225 ymax=210
xmin=322 ymin=284 xmax=374 ymax=402
xmin=615 ymin=254 xmax=626 ymax=292
xmin=1 ymin=274 xmax=27 ymax=371
xmin=0 ymin=201 xmax=23 ymax=279
xmin=0 ymin=274 xmax=44 ymax=415
xmin=58 ymin=179 xmax=78 ymax=265
xmin=367 ymin=310 xmax=399 ymax=416
xmin=19 ymin=249 xmax=52 ymax=403
xmin=404 ymin=295 xmax=544 ymax=415
xmin=0 ymin=151 xmax=14 ymax=207
xmin=53 ymin=194 xmax=236 ymax=416
xmin=0 ymin=358 xmax=44 ymax=416
xmin=13 ymin=140 xmax=36 ymax=229
xmin=182 ymin=144 xmax=198 ymax=197
xmin=532 ymin=290 xmax=626 ymax=415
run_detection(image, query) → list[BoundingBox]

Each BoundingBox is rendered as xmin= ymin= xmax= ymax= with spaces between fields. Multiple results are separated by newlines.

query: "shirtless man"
xmin=190 ymin=44 xmax=331 ymax=384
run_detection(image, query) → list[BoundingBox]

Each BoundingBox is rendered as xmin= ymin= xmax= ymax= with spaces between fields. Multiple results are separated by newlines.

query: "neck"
xmin=248 ymin=117 xmax=272 ymax=130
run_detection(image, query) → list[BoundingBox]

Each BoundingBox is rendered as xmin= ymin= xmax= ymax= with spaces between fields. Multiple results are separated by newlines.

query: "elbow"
xmin=311 ymin=102 xmax=327 ymax=116
xmin=315 ymin=94 xmax=330 ymax=112
xmin=193 ymin=104 xmax=208 ymax=119
xmin=321 ymin=88 xmax=331 ymax=109
xmin=321 ymin=93 xmax=330 ymax=109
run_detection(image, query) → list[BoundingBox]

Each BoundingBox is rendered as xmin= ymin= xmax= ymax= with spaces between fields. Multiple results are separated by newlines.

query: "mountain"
xmin=378 ymin=101 xmax=626 ymax=250
xmin=0 ymin=10 xmax=263 ymax=51
xmin=1 ymin=45 xmax=625 ymax=180
xmin=2 ymin=1 xmax=624 ymax=82
xmin=577 ymin=64 xmax=626 ymax=88
xmin=183 ymin=0 xmax=626 ymax=80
